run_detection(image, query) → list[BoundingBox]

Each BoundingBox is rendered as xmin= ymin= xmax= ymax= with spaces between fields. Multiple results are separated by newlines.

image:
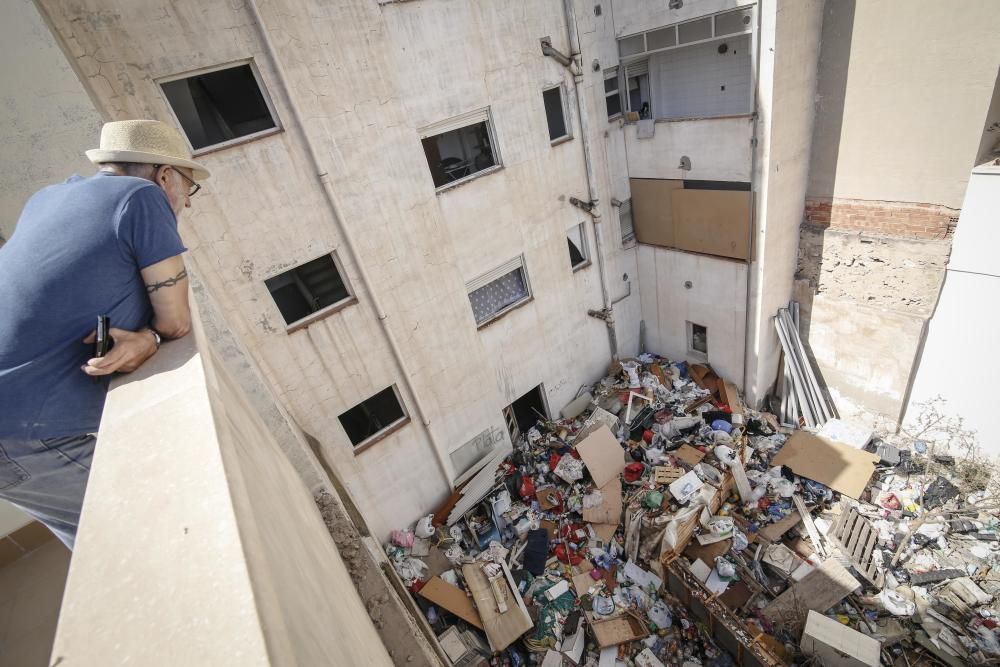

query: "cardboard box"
xmin=630 ymin=178 xmax=684 ymax=248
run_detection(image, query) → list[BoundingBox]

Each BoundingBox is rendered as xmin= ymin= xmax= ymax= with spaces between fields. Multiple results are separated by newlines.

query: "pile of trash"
xmin=385 ymin=354 xmax=1000 ymax=666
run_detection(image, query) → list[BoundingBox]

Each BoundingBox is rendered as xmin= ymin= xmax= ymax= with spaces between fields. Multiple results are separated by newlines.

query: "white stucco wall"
xmin=744 ymin=0 xmax=825 ymax=405
xmin=624 ymin=117 xmax=752 ymax=181
xmin=37 ymin=0 xmax=633 ymax=538
xmin=637 ymin=246 xmax=747 ymax=384
xmin=0 ymin=501 xmax=31 ymax=538
xmin=0 ymin=0 xmax=103 ymax=244
xmin=905 ymin=166 xmax=1000 ymax=454
xmin=808 ymin=0 xmax=1000 ymax=209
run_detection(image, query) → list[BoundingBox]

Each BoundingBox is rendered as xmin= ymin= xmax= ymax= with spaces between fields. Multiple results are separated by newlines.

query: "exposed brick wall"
xmin=804 ymin=197 xmax=959 ymax=240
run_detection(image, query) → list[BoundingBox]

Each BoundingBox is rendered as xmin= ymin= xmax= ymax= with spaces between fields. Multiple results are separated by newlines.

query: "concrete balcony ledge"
xmin=52 ymin=318 xmax=393 ymax=665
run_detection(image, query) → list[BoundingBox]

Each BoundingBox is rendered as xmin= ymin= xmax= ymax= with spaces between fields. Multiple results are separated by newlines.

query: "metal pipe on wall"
xmin=559 ymin=0 xmax=619 ymax=361
xmin=246 ymin=0 xmax=455 ymax=488
xmin=742 ymin=0 xmax=764 ymax=404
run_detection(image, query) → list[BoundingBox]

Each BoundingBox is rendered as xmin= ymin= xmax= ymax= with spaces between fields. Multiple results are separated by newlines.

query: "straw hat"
xmin=86 ymin=119 xmax=211 ymax=180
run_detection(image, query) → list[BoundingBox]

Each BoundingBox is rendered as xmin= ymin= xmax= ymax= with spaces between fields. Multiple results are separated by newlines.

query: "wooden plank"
xmin=758 ymin=510 xmax=804 ymax=543
xmin=418 ymin=576 xmax=484 ymax=630
xmin=462 ymin=562 xmax=532 ymax=652
xmin=763 ymin=559 xmax=860 ymax=626
xmin=654 ymin=466 xmax=684 ymax=485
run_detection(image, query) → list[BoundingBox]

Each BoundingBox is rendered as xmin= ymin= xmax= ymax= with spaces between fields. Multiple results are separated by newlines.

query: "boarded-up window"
xmin=629 ymin=178 xmax=751 ymax=261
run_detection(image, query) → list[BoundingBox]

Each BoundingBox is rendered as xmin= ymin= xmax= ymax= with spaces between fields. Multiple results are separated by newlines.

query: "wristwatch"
xmin=148 ymin=328 xmax=162 ymax=350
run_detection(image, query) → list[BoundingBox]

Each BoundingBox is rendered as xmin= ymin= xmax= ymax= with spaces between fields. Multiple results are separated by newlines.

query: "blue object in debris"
xmin=711 ymin=419 xmax=733 ymax=434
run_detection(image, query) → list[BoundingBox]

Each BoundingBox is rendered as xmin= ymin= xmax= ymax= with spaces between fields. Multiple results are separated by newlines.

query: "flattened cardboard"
xmin=674 ymin=444 xmax=705 ymax=467
xmin=771 ymin=432 xmax=879 ymax=498
xmin=590 ymin=610 xmax=650 ymax=648
xmin=671 ymin=189 xmax=751 ymax=261
xmin=418 ymin=576 xmax=484 ymax=630
xmin=575 ymin=424 xmax=626 ymax=489
xmin=591 ymin=523 xmax=618 ymax=545
xmin=583 ymin=478 xmax=623 ymax=525
xmin=463 ymin=561 xmax=532 ymax=651
xmin=629 ymin=178 xmax=684 ymax=248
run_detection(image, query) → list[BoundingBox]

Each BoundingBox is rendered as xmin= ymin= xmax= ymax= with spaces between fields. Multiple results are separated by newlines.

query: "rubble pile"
xmin=385 ymin=354 xmax=1000 ymax=666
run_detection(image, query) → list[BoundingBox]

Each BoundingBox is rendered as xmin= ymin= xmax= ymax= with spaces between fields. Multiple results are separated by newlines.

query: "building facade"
xmin=4 ymin=0 xmax=998 ymax=538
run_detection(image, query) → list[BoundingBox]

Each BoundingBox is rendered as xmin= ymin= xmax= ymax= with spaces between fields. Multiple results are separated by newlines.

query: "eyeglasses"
xmin=153 ymin=164 xmax=201 ymax=197
xmin=171 ymin=167 xmax=202 ymax=198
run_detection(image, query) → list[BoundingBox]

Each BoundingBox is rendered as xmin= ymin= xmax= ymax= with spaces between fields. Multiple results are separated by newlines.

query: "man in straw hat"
xmin=0 ymin=119 xmax=209 ymax=549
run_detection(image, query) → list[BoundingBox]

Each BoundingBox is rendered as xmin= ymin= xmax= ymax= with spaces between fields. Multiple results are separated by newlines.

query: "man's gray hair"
xmin=98 ymin=162 xmax=159 ymax=178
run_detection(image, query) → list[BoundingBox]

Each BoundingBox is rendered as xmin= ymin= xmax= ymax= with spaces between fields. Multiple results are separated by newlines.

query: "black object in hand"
xmin=95 ymin=315 xmax=114 ymax=357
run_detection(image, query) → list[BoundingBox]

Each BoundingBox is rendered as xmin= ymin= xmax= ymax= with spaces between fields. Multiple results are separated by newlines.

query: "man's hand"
xmin=81 ymin=327 xmax=158 ymax=376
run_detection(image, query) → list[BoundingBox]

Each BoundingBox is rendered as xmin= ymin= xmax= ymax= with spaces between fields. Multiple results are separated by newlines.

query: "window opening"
xmin=620 ymin=199 xmax=635 ymax=244
xmin=421 ymin=112 xmax=500 ymax=189
xmin=543 ymin=85 xmax=570 ymax=142
xmin=625 ymin=62 xmax=651 ymax=118
xmin=688 ymin=321 xmax=708 ymax=356
xmin=264 ymin=254 xmax=352 ymax=326
xmin=604 ymin=69 xmax=622 ymax=120
xmin=467 ymin=256 xmax=531 ymax=327
xmin=503 ymin=385 xmax=548 ymax=442
xmin=161 ymin=62 xmax=277 ymax=151
xmin=567 ymin=222 xmax=589 ymax=269
xmin=338 ymin=385 xmax=408 ymax=449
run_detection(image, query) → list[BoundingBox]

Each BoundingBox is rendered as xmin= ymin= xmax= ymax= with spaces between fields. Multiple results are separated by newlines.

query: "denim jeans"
xmin=0 ymin=434 xmax=95 ymax=550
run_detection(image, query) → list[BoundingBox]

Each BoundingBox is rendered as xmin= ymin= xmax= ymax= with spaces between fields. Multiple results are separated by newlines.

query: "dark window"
xmin=567 ymin=223 xmax=588 ymax=269
xmin=422 ymin=121 xmax=498 ymax=188
xmin=690 ymin=322 xmax=708 ymax=354
xmin=338 ymin=386 xmax=407 ymax=447
xmin=505 ymin=384 xmax=547 ymax=439
xmin=264 ymin=254 xmax=351 ymax=326
xmin=543 ymin=87 xmax=568 ymax=141
xmin=605 ymin=73 xmax=622 ymax=119
xmin=162 ymin=64 xmax=276 ymax=150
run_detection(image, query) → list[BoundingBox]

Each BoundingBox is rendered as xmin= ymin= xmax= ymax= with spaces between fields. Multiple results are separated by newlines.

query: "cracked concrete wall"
xmin=35 ymin=0 xmax=634 ymax=540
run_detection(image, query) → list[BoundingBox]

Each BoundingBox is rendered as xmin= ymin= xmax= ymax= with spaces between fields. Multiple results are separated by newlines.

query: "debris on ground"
xmin=384 ymin=354 xmax=1000 ymax=666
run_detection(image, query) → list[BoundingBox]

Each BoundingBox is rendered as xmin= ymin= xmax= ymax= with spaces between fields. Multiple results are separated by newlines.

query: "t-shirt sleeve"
xmin=116 ymin=185 xmax=187 ymax=269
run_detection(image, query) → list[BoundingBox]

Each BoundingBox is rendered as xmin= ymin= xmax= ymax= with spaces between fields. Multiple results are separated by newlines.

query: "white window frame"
xmin=341 ymin=384 xmax=411 ymax=454
xmin=568 ymin=222 xmax=590 ymax=271
xmin=624 ymin=60 xmax=651 ymax=118
xmin=542 ymin=83 xmax=573 ymax=145
xmin=418 ymin=107 xmax=503 ymax=193
xmin=262 ymin=250 xmax=357 ymax=333
xmin=157 ymin=59 xmax=282 ymax=156
xmin=687 ymin=320 xmax=709 ymax=361
xmin=619 ymin=198 xmax=636 ymax=247
xmin=466 ymin=255 xmax=532 ymax=328
xmin=617 ymin=5 xmax=754 ymax=63
xmin=604 ymin=67 xmax=622 ymax=121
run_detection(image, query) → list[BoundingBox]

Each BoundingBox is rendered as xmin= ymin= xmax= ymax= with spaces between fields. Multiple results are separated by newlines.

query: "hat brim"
xmin=86 ymin=148 xmax=211 ymax=180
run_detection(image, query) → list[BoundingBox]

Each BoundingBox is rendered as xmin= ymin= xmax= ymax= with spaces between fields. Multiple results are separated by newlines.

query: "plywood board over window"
xmin=671 ymin=189 xmax=751 ymax=261
xmin=628 ymin=178 xmax=751 ymax=261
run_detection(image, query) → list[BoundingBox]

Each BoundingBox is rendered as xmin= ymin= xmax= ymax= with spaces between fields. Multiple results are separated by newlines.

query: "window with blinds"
xmin=620 ymin=199 xmax=635 ymax=245
xmin=466 ymin=256 xmax=532 ymax=327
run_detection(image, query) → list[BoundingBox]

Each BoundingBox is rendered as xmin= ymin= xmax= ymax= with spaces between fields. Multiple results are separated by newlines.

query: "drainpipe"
xmin=548 ymin=0 xmax=619 ymax=361
xmin=247 ymin=0 xmax=454 ymax=488
xmin=742 ymin=2 xmax=764 ymax=401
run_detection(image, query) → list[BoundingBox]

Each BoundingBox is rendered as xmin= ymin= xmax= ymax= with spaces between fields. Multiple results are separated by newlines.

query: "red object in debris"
xmin=552 ymin=543 xmax=583 ymax=565
xmin=590 ymin=568 xmax=604 ymax=580
xmin=881 ymin=494 xmax=902 ymax=510
xmin=623 ymin=462 xmax=645 ymax=483
xmin=983 ymin=619 xmax=997 ymax=629
xmin=758 ymin=497 xmax=771 ymax=510
xmin=642 ymin=429 xmax=654 ymax=444
xmin=519 ymin=476 xmax=536 ymax=500
xmin=409 ymin=579 xmax=426 ymax=594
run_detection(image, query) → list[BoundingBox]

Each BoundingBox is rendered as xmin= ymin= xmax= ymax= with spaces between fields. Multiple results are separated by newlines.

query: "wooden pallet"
xmin=654 ymin=466 xmax=684 ymax=485
xmin=829 ymin=506 xmax=884 ymax=587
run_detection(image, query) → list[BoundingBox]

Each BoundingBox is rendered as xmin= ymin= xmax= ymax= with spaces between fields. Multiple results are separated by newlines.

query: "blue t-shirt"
xmin=0 ymin=173 xmax=186 ymax=439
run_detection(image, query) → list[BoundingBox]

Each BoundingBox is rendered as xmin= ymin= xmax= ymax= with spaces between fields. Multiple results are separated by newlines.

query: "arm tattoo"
xmin=146 ymin=268 xmax=188 ymax=294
